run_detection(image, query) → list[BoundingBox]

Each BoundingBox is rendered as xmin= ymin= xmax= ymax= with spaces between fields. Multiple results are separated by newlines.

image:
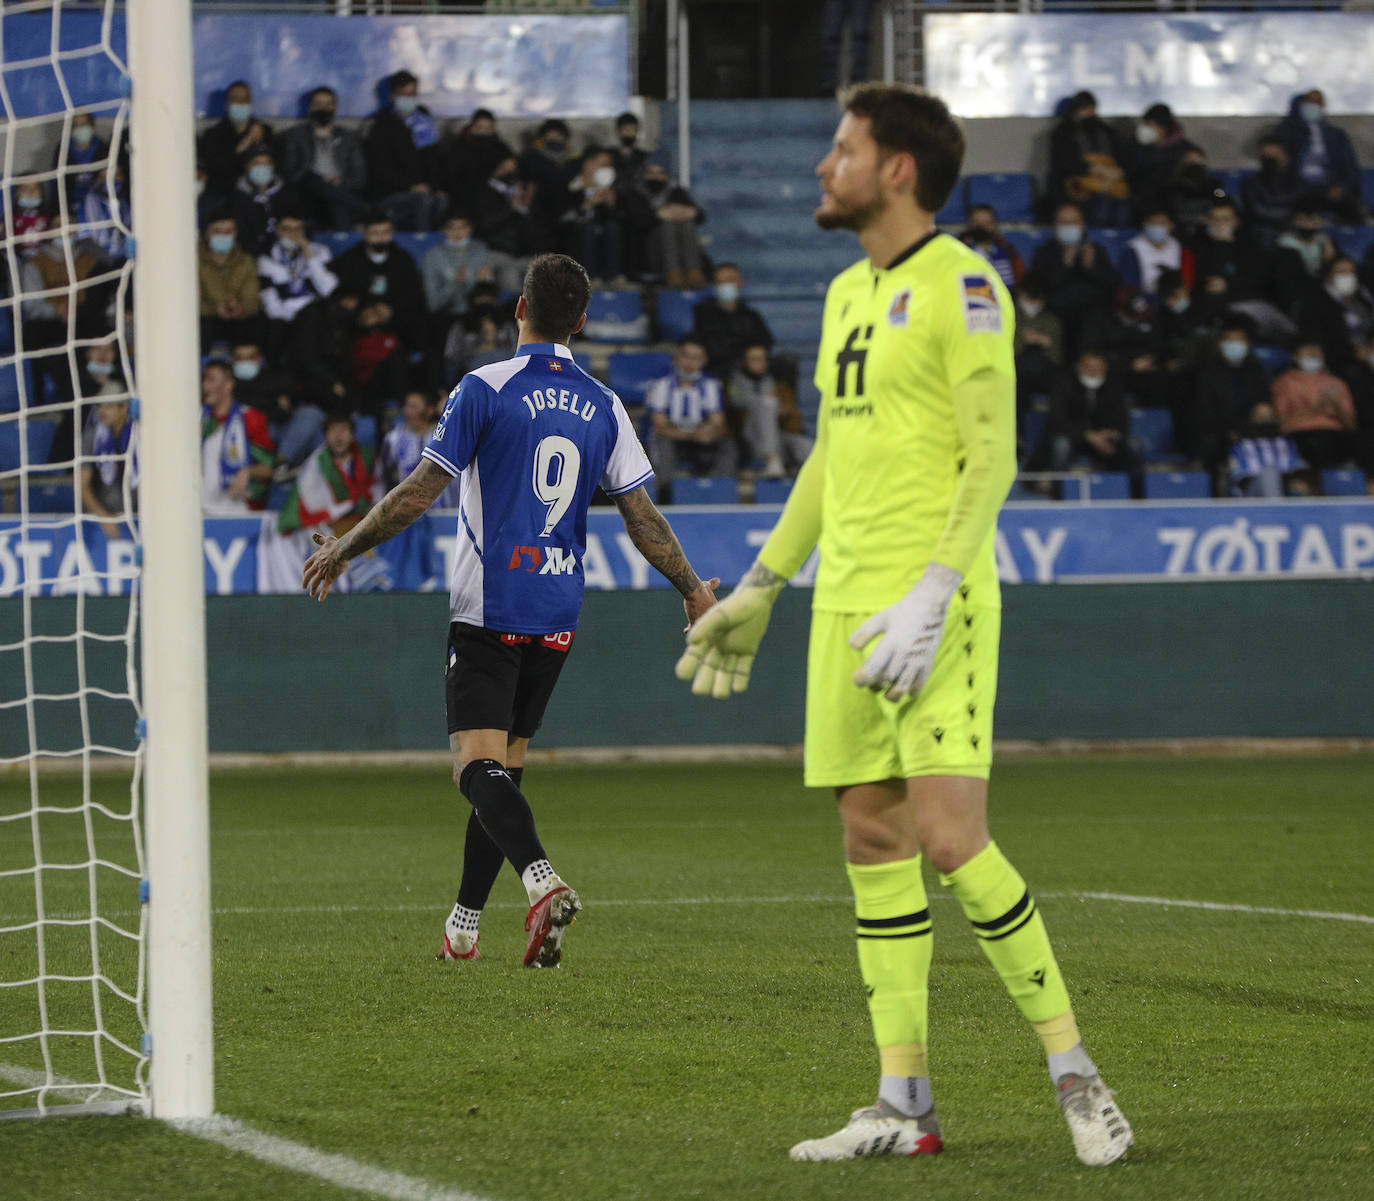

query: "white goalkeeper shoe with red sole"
xmin=789 ymin=1100 xmax=944 ymax=1161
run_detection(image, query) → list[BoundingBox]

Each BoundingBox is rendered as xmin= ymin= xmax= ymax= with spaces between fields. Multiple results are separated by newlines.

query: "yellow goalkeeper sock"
xmin=847 ymin=856 xmax=934 ymax=1078
xmin=940 ymin=840 xmax=1072 ymax=1025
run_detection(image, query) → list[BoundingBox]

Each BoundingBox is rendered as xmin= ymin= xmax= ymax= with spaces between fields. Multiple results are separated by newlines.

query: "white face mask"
xmin=1297 ymin=355 xmax=1324 ymax=374
xmin=1332 ymin=273 xmax=1359 ymax=297
xmin=1019 ymin=299 xmax=1044 ymax=318
xmin=1143 ymin=223 xmax=1170 ymax=245
xmin=591 ymin=165 xmax=616 ymax=190
xmin=1135 ymin=123 xmax=1159 ymax=146
xmin=1055 ymin=223 xmax=1083 ymax=246
xmin=1078 ymin=373 xmax=1106 ymax=390
xmin=1220 ymin=340 xmax=1248 ymax=365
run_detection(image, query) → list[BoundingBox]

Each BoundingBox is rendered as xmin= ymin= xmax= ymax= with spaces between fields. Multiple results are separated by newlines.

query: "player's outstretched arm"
xmin=302 ymin=458 xmax=453 ymax=601
xmin=613 ymin=486 xmax=718 ymax=624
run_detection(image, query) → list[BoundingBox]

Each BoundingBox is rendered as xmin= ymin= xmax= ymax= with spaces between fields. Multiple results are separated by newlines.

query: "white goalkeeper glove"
xmin=849 ymin=562 xmax=963 ymax=702
xmin=674 ymin=563 xmax=786 ymax=698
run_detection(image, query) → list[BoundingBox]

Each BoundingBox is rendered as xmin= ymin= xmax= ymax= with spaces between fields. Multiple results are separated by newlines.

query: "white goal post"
xmin=128 ymin=0 xmax=213 ymax=1121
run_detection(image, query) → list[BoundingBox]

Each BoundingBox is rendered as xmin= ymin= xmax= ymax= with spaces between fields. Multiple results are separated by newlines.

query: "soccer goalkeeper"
xmin=677 ymin=84 xmax=1132 ymax=1167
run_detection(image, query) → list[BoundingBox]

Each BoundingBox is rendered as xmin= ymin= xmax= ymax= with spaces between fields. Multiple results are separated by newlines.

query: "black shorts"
xmin=445 ymin=622 xmax=574 ymax=739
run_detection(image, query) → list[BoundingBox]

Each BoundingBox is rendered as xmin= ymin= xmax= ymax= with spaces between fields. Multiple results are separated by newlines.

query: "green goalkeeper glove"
xmin=675 ymin=562 xmax=786 ymax=698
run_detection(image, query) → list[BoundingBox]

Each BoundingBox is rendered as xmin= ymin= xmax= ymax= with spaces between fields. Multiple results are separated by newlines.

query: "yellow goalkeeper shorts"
xmin=803 ymin=602 xmax=1000 ymax=788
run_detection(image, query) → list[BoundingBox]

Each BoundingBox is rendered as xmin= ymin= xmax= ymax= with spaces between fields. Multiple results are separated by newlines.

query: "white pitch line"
xmin=0 ymin=1063 xmax=491 ymax=1201
xmin=169 ymin=1115 xmax=492 ymax=1201
xmin=7 ymin=891 xmax=1373 ymax=926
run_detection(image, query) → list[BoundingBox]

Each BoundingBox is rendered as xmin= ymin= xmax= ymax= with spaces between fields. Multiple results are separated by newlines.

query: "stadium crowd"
xmin=4 ymin=75 xmax=1374 ymax=517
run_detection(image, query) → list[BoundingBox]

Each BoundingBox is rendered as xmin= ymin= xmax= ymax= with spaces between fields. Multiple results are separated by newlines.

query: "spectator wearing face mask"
xmin=611 ymin=112 xmax=649 ymax=187
xmin=76 ymin=158 xmax=132 ymax=263
xmin=231 ymin=148 xmax=300 ymax=253
xmin=198 ymin=80 xmax=274 ymax=198
xmin=1012 ymin=274 xmax=1062 ymax=449
xmin=957 ymin=204 xmax=1024 ymax=292
xmin=441 ymin=281 xmax=518 ymax=382
xmin=365 ymin=70 xmax=447 ymax=232
xmin=330 ymin=212 xmax=427 ymax=351
xmin=1270 ymin=204 xmax=1337 ymax=317
xmin=1191 ymin=318 xmax=1272 ymax=470
xmin=633 ymin=159 xmax=706 ymax=288
xmin=441 ymin=109 xmax=514 ymax=211
xmin=469 ymin=156 xmax=548 ymax=260
xmin=1226 ymin=401 xmax=1307 ymax=498
xmin=1189 ymin=198 xmax=1266 ymax=307
xmin=1278 ymin=88 xmax=1362 ymax=224
xmin=559 ymin=148 xmax=627 ymax=284
xmin=1127 ymin=102 xmax=1187 ymax=221
xmin=1032 ymin=349 xmax=1142 ymax=492
xmin=1160 ymin=144 xmax=1224 ymax=237
xmin=519 ymin=119 xmax=579 ymax=234
xmin=423 ymin=212 xmax=496 ymax=325
xmin=257 ymin=211 xmax=338 ymax=362
xmin=198 ymin=213 xmax=261 ymax=353
xmin=281 ymin=86 xmax=368 ymax=232
xmin=53 ymin=111 xmax=108 ymax=210
xmin=77 ymin=340 xmax=124 ymax=401
xmin=691 ymin=263 xmax=774 ymax=380
xmin=229 ymin=339 xmax=324 ymax=471
xmin=1047 ymin=90 xmax=1131 ymax=227
xmin=1153 ymin=270 xmax=1214 ymax=376
xmin=645 ymin=338 xmax=734 ymax=497
xmin=9 ymin=180 xmax=50 ymax=261
xmin=1273 ymin=341 xmax=1358 ymax=469
xmin=1122 ymin=208 xmax=1193 ymax=298
xmin=728 ymin=343 xmax=812 ymax=478
xmin=1296 ymin=256 xmax=1374 ymax=374
xmin=80 ymin=387 xmax=138 ymax=538
xmin=1028 ymin=204 xmax=1119 ymax=349
xmin=1240 ymin=137 xmax=1306 ymax=248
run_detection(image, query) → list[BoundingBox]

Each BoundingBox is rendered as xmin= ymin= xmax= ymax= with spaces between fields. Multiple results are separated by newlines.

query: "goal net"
xmin=1 ymin=0 xmax=210 ymax=1120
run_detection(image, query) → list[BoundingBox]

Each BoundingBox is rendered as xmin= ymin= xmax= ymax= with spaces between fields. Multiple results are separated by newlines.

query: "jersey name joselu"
xmin=521 ymin=387 xmax=596 ymax=422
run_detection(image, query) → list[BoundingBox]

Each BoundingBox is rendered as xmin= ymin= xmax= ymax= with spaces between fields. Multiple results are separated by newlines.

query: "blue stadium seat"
xmin=1004 ymin=480 xmax=1041 ymax=503
xmin=0 ymin=309 xmax=13 ymax=356
xmin=1252 ymin=345 xmax=1292 ymax=378
xmin=582 ymin=291 xmax=649 ymax=343
xmin=935 ymin=179 xmax=966 ymax=226
xmin=1334 ymin=225 xmax=1374 ymax=263
xmin=1144 ymin=470 xmax=1211 ymax=499
xmin=1321 ymin=467 xmax=1368 ymax=496
xmin=673 ymin=475 xmax=738 ymax=505
xmin=25 ymin=476 xmax=75 ymax=512
xmin=0 ymin=417 xmax=56 ymax=470
xmin=607 ymin=351 xmax=674 ymax=408
xmin=967 ymin=173 xmax=1035 ymax=224
xmin=393 ymin=232 xmax=442 ymax=261
xmin=353 ymin=414 xmax=377 ymax=451
xmin=317 ymin=231 xmax=358 ymax=257
xmin=1362 ymin=168 xmax=1374 ymax=213
xmin=1088 ymin=228 xmax=1133 ymax=271
xmin=656 ymin=290 xmax=707 ymax=341
xmin=1130 ymin=407 xmax=1186 ymax=463
xmin=1002 ymin=227 xmax=1051 ymax=266
xmin=0 ymin=361 xmax=29 ymax=413
xmin=1061 ymin=472 xmax=1130 ymax=501
xmin=753 ymin=477 xmax=793 ymax=504
xmin=1213 ymin=169 xmax=1249 ymax=201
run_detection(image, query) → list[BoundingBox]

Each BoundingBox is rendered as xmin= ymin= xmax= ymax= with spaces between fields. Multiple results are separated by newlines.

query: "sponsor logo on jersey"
xmin=960 ymin=274 xmax=1002 ymax=334
xmin=506 ymin=544 xmax=578 ymax=575
xmin=888 ymin=288 xmax=911 ymax=327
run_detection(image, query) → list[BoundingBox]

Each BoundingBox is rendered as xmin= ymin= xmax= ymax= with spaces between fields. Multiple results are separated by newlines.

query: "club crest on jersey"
xmin=960 ymin=275 xmax=1002 ymax=334
xmin=888 ymin=289 xmax=911 ymax=328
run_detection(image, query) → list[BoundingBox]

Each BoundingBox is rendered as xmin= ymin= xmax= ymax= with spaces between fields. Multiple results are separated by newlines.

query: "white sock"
xmin=446 ymin=904 xmax=480 ymax=939
xmin=879 ymin=1075 xmax=933 ymax=1118
xmin=1048 ymin=1042 xmax=1098 ymax=1083
xmin=521 ymin=859 xmax=558 ymax=902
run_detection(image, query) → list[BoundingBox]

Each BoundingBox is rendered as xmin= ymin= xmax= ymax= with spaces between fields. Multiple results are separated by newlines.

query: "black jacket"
xmin=281 ymin=123 xmax=367 ymax=195
xmin=331 ymin=242 xmax=427 ymax=348
xmin=364 ymin=108 xmax=437 ymax=199
xmin=198 ymin=116 xmax=276 ymax=197
xmin=690 ymin=298 xmax=773 ymax=377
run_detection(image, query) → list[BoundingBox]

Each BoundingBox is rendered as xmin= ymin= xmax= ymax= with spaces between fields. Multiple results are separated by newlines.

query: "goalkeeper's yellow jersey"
xmin=808 ymin=231 xmax=1016 ymax=614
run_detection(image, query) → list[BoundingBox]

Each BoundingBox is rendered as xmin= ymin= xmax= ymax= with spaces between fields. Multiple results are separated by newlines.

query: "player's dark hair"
xmin=841 ymin=82 xmax=965 ymax=215
xmin=522 ymin=253 xmax=591 ymax=343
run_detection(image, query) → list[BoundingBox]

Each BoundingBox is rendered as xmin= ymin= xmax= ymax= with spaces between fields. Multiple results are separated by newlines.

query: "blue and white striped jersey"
xmin=423 ymin=342 xmax=653 ymax=634
xmin=645 ymin=372 xmax=723 ymax=428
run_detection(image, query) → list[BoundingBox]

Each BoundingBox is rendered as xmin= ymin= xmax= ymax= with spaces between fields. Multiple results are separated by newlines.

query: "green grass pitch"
xmin=3 ymin=756 xmax=1372 ymax=1201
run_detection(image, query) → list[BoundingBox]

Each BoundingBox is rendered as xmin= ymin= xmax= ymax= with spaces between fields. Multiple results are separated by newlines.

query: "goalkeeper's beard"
xmin=815 ymin=187 xmax=888 ymax=232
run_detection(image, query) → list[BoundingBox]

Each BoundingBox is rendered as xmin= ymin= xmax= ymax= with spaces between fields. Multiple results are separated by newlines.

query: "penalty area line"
xmin=0 ymin=1064 xmax=491 ymax=1201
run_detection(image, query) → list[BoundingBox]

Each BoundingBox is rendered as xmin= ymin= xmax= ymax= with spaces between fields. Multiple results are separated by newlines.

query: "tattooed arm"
xmin=614 ymin=485 xmax=718 ymax=625
xmin=302 ymin=458 xmax=453 ymax=601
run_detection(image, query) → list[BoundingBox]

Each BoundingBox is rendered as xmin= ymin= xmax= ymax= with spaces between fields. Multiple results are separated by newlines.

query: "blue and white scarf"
xmin=204 ymin=402 xmax=252 ymax=491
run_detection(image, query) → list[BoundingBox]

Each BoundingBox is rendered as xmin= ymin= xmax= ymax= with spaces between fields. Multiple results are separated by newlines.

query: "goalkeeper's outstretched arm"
xmin=302 ymin=458 xmax=453 ymax=600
